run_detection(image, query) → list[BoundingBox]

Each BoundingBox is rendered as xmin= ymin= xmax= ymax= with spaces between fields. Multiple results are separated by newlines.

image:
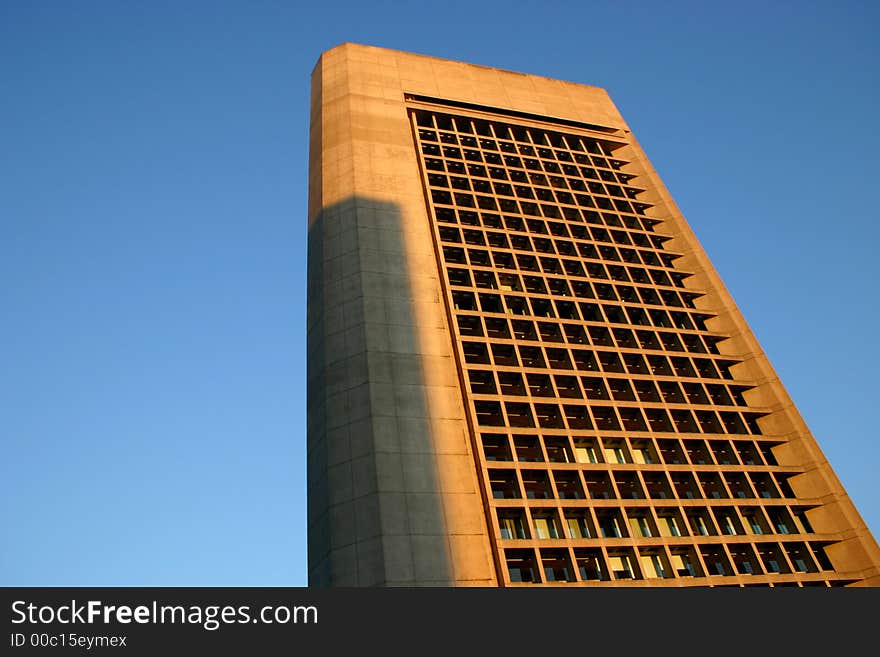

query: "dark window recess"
xmin=463 ymin=342 xmax=490 ymax=364
xmin=443 ymin=246 xmax=467 ymax=264
xmin=439 ymin=226 xmax=462 ymax=243
xmin=671 ymin=357 xmax=696 ymax=377
xmin=720 ymin=412 xmax=748 ymax=434
xmin=485 ymin=317 xmax=511 ymax=339
xmin=459 ymin=209 xmax=478 ymax=224
xmin=592 ymin=406 xmax=621 ymax=431
xmin=564 ymin=260 xmax=585 ymax=276
xmin=636 ymin=330 xmax=661 ymax=349
xmin=435 ymin=207 xmax=456 ymax=222
xmin=456 ymin=315 xmax=483 ymax=337
xmin=486 ymin=231 xmax=509 ymax=248
xmin=603 ymin=305 xmax=626 ymax=324
xmin=672 ymin=473 xmax=701 ymax=500
xmin=698 ymin=473 xmax=728 ymax=499
xmin=473 ymin=271 xmax=498 ymax=289
xmin=564 ymin=324 xmax=589 ymax=344
xmin=432 ymin=189 xmax=453 ymax=204
xmin=639 ymin=287 xmax=661 ymax=305
xmin=589 ymin=326 xmax=614 ymax=347
xmin=810 ymin=543 xmax=834 ymax=571
xmin=633 ymin=380 xmax=661 ymax=403
xmin=643 ymin=473 xmax=673 ymax=499
xmin=545 ymin=437 xmax=573 ymax=462
xmin=717 ymin=360 xmax=738 ymax=380
xmin=724 ymin=472 xmax=752 ymax=498
xmin=546 ymin=348 xmax=572 ymax=369
xmin=526 ymin=374 xmax=556 ymax=397
xmin=556 ymin=300 xmax=579 ymax=320
xmin=505 ymin=296 xmax=528 ymax=316
xmin=734 ymin=441 xmax=762 ymax=465
xmin=505 ymin=549 xmax=538 ymax=582
xmin=547 ymin=278 xmax=571 ymax=296
xmin=760 ymin=443 xmax=780 ymax=466
xmin=758 ymin=544 xmax=790 ymax=575
xmin=598 ymin=351 xmax=625 ymax=373
xmin=682 ymin=334 xmax=707 ymax=354
xmin=744 ymin=413 xmax=765 ymax=435
xmin=492 ymin=344 xmax=519 ymax=366
xmin=728 ymin=385 xmax=750 ymax=406
xmin=498 ymin=372 xmax=527 ymax=396
xmin=497 ymin=508 xmax=528 ymax=539
xmin=537 ymin=322 xmax=565 ymax=343
xmin=750 ymin=473 xmax=780 ymax=499
xmin=490 ymin=470 xmax=520 ymax=499
xmin=608 ymin=378 xmax=636 ymax=401
xmin=518 ymin=346 xmax=546 ymax=368
xmin=645 ymin=409 xmax=673 ymax=432
xmin=614 ymin=473 xmax=644 ymax=499
xmin=468 ymin=370 xmax=497 ymax=394
xmin=594 ymin=283 xmax=617 ymax=300
xmin=475 ymin=401 xmax=505 ymax=426
xmin=595 ymin=510 xmax=625 ymax=538
xmin=728 ymin=544 xmax=758 ymax=574
xmin=514 ymin=436 xmax=542 ymax=462
xmin=587 ymin=474 xmax=617 ymax=501
xmin=658 ymin=439 xmax=685 ymax=464
xmin=671 ymin=410 xmax=699 ymax=433
xmin=468 ymin=249 xmax=491 ymax=266
xmin=681 ymin=382 xmax=708 ymax=404
xmin=694 ymin=359 xmax=720 ymax=379
xmin=659 ymin=332 xmax=682 ymax=351
xmin=511 ymin=320 xmax=537 ymax=341
xmin=493 ymin=251 xmax=514 ymax=269
xmin=447 ymin=267 xmax=471 ymax=287
xmin=554 ymin=472 xmax=585 ymax=499
xmin=578 ymin=243 xmax=599 ymax=259
xmin=564 ymin=405 xmax=593 ymax=430
xmin=613 ymin=328 xmax=637 ymax=348
xmin=580 ymin=303 xmax=602 ymax=322
xmin=572 ymin=350 xmax=600 ymax=371
xmin=505 ymin=402 xmax=535 ymax=428
xmin=619 ymin=407 xmax=648 ymax=432
xmin=541 ymin=549 xmax=576 ymax=582
xmin=586 ymin=263 xmax=608 ymax=279
xmin=522 ymin=470 xmax=553 ymax=499
xmin=647 ymin=354 xmax=673 ymax=376
xmin=581 ymin=377 xmax=609 ymax=400
xmin=671 ymin=312 xmax=693 ymax=330
xmin=554 ymin=375 xmax=582 ymax=399
xmin=482 ymin=434 xmax=512 ymax=461
xmin=696 ymin=411 xmax=723 ymax=434
xmin=659 ymin=381 xmax=685 ymax=404
xmin=479 ymin=293 xmax=503 ymax=313
xmin=531 ymin=298 xmax=554 ymax=318
xmin=685 ymin=440 xmax=712 ymax=465
xmin=774 ymin=474 xmax=797 ymax=498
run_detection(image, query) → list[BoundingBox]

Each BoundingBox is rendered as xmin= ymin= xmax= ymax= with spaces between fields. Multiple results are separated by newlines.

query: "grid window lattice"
xmin=410 ymin=106 xmax=844 ymax=587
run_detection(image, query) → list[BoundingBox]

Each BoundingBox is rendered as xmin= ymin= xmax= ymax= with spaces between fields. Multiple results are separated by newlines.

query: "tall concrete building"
xmin=307 ymin=43 xmax=880 ymax=586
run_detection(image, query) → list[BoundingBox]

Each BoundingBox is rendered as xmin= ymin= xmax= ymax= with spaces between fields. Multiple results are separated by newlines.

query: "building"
xmin=307 ymin=43 xmax=880 ymax=586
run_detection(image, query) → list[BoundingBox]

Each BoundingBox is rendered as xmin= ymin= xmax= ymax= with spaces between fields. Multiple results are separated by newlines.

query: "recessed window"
xmin=497 ymin=509 xmax=529 ymax=539
xmin=505 ymin=549 xmax=538 ymax=583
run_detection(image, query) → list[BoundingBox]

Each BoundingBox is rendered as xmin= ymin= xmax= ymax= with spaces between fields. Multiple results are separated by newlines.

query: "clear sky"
xmin=1 ymin=1 xmax=877 ymax=586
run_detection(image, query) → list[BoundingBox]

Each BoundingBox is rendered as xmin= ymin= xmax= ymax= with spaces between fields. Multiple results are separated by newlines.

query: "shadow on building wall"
xmin=308 ymin=196 xmax=455 ymax=586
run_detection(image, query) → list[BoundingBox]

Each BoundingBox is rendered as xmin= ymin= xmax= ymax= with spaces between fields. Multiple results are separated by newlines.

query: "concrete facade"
xmin=307 ymin=45 xmax=499 ymax=585
xmin=307 ymin=43 xmax=880 ymax=586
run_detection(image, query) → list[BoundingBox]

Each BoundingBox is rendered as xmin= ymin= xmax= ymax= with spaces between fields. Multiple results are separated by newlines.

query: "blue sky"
xmin=1 ymin=1 xmax=877 ymax=585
